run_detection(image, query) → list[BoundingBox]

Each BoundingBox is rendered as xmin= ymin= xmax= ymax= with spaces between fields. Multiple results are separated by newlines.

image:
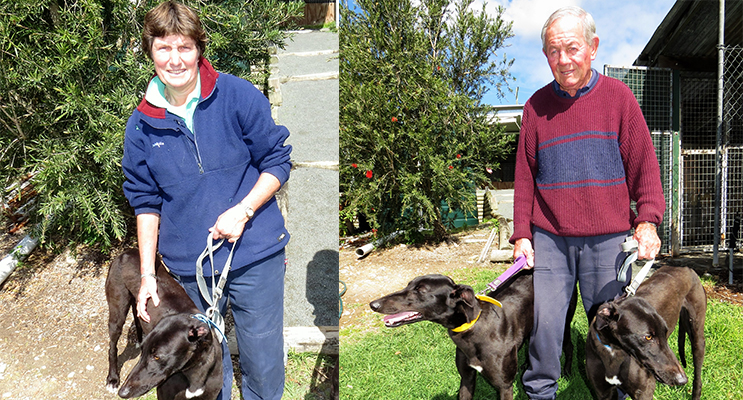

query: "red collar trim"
xmin=136 ymin=57 xmax=218 ymax=119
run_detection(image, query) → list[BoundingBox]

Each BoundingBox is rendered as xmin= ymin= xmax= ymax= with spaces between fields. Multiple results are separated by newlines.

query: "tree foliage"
xmin=0 ymin=0 xmax=302 ymax=247
xmin=340 ymin=0 xmax=515 ymax=240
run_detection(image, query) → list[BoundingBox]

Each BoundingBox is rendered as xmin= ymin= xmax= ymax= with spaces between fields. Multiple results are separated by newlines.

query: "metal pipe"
xmin=730 ymin=248 xmax=734 ymax=285
xmin=355 ymin=230 xmax=403 ymax=258
xmin=714 ymin=0 xmax=725 ymax=266
xmin=0 ymin=233 xmax=39 ymax=285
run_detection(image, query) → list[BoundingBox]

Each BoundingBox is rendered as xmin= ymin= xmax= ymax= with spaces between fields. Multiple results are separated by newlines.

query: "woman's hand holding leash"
xmin=210 ymin=205 xmax=249 ymax=243
xmin=209 ymin=172 xmax=283 ymax=243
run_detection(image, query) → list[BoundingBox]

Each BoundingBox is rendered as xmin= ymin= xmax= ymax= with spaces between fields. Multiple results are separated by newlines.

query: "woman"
xmin=121 ymin=2 xmax=292 ymax=399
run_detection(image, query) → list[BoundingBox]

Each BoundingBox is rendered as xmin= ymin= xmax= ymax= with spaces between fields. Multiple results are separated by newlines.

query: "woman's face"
xmin=151 ymin=34 xmax=200 ymax=97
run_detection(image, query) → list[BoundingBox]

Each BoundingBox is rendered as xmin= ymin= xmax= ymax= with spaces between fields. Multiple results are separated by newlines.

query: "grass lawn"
xmin=134 ymin=351 xmax=337 ymax=400
xmin=340 ymin=266 xmax=743 ymax=399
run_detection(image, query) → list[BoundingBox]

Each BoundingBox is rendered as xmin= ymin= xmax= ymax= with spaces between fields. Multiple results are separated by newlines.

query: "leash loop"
xmin=196 ymin=233 xmax=236 ymax=343
xmin=617 ymin=236 xmax=655 ymax=297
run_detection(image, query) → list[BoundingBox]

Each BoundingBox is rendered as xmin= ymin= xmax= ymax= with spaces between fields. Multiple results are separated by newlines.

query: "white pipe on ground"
xmin=355 ymin=230 xmax=404 ymax=258
xmin=0 ymin=233 xmax=39 ymax=285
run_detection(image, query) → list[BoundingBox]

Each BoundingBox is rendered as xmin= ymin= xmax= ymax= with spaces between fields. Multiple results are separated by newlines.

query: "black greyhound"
xmin=370 ymin=272 xmax=576 ymax=400
xmin=105 ymin=249 xmax=222 ymax=400
xmin=586 ymin=266 xmax=706 ymax=400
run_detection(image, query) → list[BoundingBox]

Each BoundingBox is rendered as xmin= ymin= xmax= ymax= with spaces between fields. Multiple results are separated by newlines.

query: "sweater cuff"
xmin=262 ymin=165 xmax=291 ymax=187
xmin=509 ymin=225 xmax=533 ymax=244
xmin=134 ymin=206 xmax=161 ymax=216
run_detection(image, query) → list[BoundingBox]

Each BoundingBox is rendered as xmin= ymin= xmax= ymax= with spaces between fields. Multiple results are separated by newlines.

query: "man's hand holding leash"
xmin=513 ymin=238 xmax=535 ymax=269
xmin=634 ymin=221 xmax=661 ymax=260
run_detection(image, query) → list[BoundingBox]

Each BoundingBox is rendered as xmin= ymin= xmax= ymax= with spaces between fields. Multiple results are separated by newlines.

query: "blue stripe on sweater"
xmin=536 ymin=132 xmax=625 ymax=190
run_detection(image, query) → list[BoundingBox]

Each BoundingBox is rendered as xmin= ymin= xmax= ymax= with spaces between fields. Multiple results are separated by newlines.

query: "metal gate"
xmin=604 ymin=66 xmax=673 ymax=254
xmin=606 ymin=63 xmax=743 ymax=254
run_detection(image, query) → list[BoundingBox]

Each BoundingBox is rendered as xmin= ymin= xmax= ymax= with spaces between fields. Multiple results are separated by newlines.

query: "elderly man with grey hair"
xmin=509 ymin=6 xmax=665 ymax=399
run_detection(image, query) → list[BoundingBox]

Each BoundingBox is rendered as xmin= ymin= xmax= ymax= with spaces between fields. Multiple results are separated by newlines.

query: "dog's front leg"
xmin=624 ymin=362 xmax=656 ymax=400
xmin=455 ymin=348 xmax=477 ymax=400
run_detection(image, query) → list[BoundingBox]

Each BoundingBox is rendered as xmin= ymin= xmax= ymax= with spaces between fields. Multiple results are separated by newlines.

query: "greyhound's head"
xmin=369 ymin=274 xmax=480 ymax=330
xmin=594 ymin=297 xmax=688 ymax=386
xmin=118 ymin=314 xmax=216 ymax=398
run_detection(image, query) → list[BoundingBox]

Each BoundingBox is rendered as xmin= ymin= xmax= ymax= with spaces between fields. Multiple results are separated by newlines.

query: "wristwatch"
xmin=240 ymin=201 xmax=254 ymax=220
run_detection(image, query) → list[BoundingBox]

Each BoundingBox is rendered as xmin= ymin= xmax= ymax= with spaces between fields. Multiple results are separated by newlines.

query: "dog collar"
xmin=451 ymin=295 xmax=503 ymax=333
xmin=595 ymin=332 xmax=612 ymax=350
xmin=452 ymin=311 xmax=481 ymax=333
xmin=192 ymin=314 xmax=226 ymax=343
xmin=476 ymin=294 xmax=502 ymax=308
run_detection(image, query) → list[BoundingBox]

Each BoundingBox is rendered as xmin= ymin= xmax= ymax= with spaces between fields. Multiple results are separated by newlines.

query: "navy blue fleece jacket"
xmin=122 ymin=58 xmax=292 ymax=276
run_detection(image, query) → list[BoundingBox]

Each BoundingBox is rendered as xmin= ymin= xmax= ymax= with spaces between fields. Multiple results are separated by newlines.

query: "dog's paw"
xmin=105 ymin=382 xmax=119 ymax=394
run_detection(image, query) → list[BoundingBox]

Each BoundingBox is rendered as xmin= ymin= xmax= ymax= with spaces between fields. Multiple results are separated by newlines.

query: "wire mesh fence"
xmin=605 ymin=66 xmax=673 ymax=254
xmin=723 ymin=46 xmax=743 ymax=249
xmin=679 ymin=72 xmax=718 ymax=250
xmin=607 ymin=55 xmax=743 ymax=253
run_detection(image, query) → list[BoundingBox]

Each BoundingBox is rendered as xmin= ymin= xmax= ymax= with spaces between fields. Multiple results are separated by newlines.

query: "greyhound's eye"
xmin=645 ymin=335 xmax=653 ymax=341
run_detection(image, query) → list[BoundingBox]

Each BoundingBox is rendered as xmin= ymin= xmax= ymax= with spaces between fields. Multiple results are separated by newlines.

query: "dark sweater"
xmin=122 ymin=58 xmax=292 ymax=276
xmin=510 ymin=73 xmax=665 ymax=242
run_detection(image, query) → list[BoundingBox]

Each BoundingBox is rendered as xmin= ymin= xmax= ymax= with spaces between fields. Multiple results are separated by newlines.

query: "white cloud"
xmin=485 ymin=0 xmax=581 ymax=39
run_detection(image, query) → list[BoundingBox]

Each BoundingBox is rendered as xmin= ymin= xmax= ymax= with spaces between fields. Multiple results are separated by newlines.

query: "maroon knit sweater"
xmin=510 ymin=74 xmax=665 ymax=243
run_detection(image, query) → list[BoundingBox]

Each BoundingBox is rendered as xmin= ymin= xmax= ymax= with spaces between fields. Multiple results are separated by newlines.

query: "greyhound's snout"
xmin=118 ymin=386 xmax=133 ymax=398
xmin=369 ymin=300 xmax=381 ymax=311
xmin=673 ymin=370 xmax=688 ymax=386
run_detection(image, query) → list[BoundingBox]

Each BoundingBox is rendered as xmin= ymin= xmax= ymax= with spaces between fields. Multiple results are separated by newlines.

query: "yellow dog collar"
xmin=451 ymin=295 xmax=502 ymax=333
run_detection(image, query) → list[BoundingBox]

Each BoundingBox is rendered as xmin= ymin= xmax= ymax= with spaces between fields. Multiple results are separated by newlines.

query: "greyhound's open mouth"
xmin=383 ymin=311 xmax=422 ymax=327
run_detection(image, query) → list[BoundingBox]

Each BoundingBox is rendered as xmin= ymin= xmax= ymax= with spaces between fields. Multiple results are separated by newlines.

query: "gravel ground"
xmin=0 ymin=235 xmax=126 ymax=400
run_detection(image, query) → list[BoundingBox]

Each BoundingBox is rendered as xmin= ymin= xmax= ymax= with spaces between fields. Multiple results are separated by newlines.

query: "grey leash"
xmin=196 ymin=233 xmax=236 ymax=343
xmin=617 ymin=236 xmax=655 ymax=297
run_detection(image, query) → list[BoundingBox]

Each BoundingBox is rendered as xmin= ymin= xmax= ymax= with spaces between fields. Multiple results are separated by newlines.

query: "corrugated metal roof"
xmin=634 ymin=0 xmax=743 ymax=71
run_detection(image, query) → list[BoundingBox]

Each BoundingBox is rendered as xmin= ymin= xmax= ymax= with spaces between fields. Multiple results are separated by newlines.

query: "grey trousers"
xmin=522 ymin=227 xmax=630 ymax=400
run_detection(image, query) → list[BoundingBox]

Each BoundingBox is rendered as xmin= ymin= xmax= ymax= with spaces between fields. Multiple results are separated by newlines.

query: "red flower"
xmin=448 ymin=165 xmax=454 ymax=170
xmin=456 ymin=154 xmax=462 ymax=159
xmin=366 ymin=170 xmax=373 ymax=178
xmin=391 ymin=116 xmax=398 ymax=123
xmin=352 ymin=163 xmax=358 ymax=168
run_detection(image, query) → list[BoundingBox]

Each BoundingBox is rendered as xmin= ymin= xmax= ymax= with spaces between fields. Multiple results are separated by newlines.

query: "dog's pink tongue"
xmin=383 ymin=311 xmax=420 ymax=326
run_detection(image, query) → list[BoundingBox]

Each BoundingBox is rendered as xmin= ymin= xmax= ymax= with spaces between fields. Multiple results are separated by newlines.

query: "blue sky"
xmin=475 ymin=0 xmax=677 ymax=105
xmin=345 ymin=0 xmax=678 ymax=106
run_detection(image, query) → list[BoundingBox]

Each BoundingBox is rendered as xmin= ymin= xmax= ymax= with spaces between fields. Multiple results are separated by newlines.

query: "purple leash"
xmin=477 ymin=255 xmax=527 ymax=295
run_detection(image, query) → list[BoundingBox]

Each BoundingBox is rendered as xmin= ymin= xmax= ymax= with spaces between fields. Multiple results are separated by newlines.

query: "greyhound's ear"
xmin=450 ymin=285 xmax=478 ymax=322
xmin=594 ymin=303 xmax=617 ymax=331
xmin=452 ymin=285 xmax=476 ymax=308
xmin=188 ymin=324 xmax=211 ymax=343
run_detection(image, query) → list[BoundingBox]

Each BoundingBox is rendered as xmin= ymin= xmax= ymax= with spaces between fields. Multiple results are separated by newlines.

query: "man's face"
xmin=543 ymin=15 xmax=598 ymax=97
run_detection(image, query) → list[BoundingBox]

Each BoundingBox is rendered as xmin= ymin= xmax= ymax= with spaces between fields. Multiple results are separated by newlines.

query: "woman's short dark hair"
xmin=142 ymin=1 xmax=207 ymax=59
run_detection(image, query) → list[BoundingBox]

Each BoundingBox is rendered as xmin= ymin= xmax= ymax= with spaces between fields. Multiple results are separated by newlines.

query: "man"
xmin=510 ymin=6 xmax=665 ymax=400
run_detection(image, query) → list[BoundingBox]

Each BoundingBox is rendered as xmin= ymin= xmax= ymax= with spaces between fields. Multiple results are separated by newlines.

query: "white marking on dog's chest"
xmin=186 ymin=388 xmax=204 ymax=398
xmin=605 ymin=375 xmax=622 ymax=386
